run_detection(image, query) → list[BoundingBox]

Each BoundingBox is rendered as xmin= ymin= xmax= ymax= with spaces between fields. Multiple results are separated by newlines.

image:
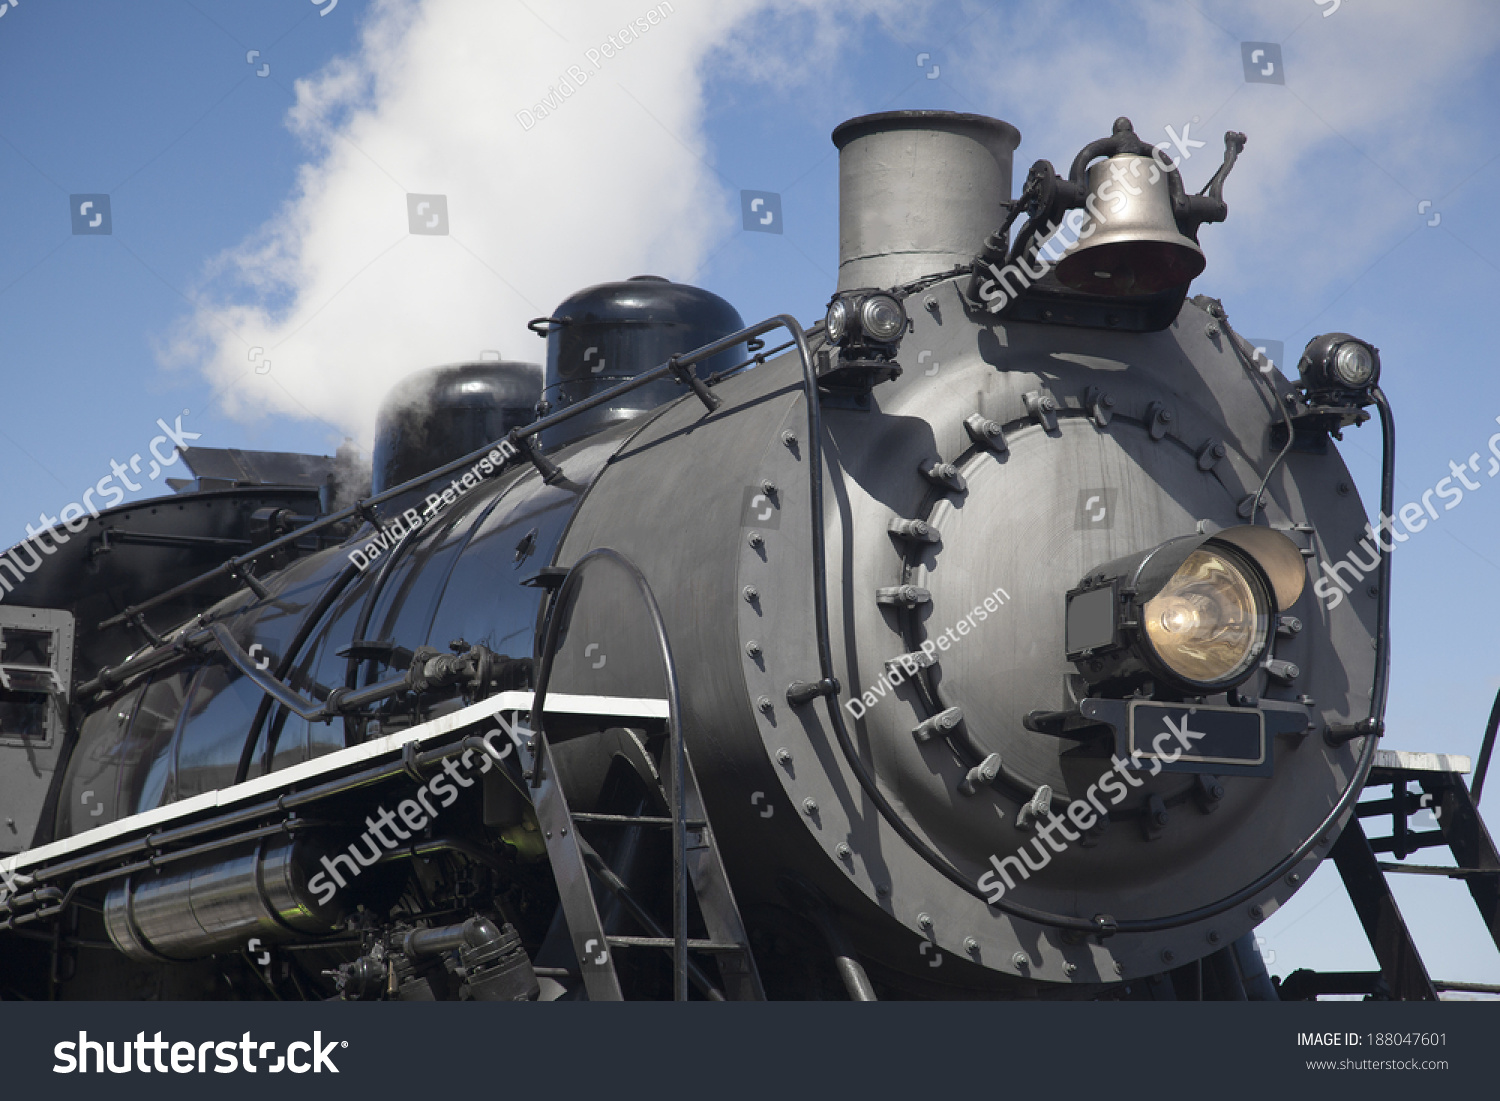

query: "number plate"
xmin=1124 ymin=701 xmax=1270 ymax=777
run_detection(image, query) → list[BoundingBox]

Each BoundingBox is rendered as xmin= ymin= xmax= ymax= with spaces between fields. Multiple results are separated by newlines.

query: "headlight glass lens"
xmin=860 ymin=294 xmax=905 ymax=342
xmin=1332 ymin=341 xmax=1375 ymax=388
xmin=825 ymin=299 xmax=848 ymax=344
xmin=1142 ymin=548 xmax=1268 ymax=687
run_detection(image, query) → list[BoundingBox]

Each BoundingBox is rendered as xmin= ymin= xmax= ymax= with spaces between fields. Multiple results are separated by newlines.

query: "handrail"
xmin=1472 ymin=684 xmax=1500 ymax=807
xmin=95 ymin=330 xmax=771 ymax=636
xmin=81 ymin=326 xmax=787 ymax=698
xmin=528 ymin=547 xmax=691 ymax=1000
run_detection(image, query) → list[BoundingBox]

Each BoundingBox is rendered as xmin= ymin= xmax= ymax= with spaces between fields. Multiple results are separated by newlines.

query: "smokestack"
xmin=832 ymin=111 xmax=1021 ymax=291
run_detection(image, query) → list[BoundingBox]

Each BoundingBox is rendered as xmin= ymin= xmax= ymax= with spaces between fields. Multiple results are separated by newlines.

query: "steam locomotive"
xmin=0 ymin=110 xmax=1407 ymax=1000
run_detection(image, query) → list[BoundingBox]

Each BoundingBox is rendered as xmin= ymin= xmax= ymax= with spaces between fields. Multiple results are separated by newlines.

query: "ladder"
xmin=520 ymin=548 xmax=764 ymax=1001
xmin=1278 ymin=747 xmax=1500 ymax=1000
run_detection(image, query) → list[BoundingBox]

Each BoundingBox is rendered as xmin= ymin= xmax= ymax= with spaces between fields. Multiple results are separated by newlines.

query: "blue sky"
xmin=2 ymin=0 xmax=1499 ymax=989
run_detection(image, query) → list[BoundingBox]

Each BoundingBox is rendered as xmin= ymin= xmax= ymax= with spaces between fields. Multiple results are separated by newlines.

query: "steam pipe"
xmin=237 ymin=559 xmax=364 ymax=783
xmin=83 ymin=322 xmax=796 ymax=700
xmin=2 ymin=723 xmax=515 ymax=921
xmin=96 ymin=327 xmax=766 ymax=637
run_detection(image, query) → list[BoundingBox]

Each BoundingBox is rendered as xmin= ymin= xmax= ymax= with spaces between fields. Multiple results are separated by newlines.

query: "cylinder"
xmin=372 ymin=361 xmax=542 ymax=494
xmin=103 ymin=838 xmax=347 ymax=963
xmin=832 ymin=110 xmax=1021 ymax=291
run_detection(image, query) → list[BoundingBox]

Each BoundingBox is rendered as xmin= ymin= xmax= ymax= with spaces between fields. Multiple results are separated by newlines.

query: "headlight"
xmin=823 ymin=290 xmax=906 ymax=349
xmin=825 ymin=299 xmax=848 ymax=344
xmin=1331 ymin=342 xmax=1376 ymax=388
xmin=1066 ymin=525 xmax=1303 ymax=696
xmin=1141 ymin=547 xmax=1269 ymax=689
xmin=859 ymin=293 xmax=906 ymax=342
xmin=1297 ymin=332 xmax=1380 ymax=405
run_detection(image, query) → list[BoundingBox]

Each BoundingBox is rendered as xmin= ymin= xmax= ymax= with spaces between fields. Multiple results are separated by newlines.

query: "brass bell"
xmin=1054 ymin=154 xmax=1205 ymax=296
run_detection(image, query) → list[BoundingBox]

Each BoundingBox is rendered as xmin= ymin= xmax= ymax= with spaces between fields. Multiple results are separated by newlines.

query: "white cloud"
xmin=166 ymin=0 xmax=829 ymax=445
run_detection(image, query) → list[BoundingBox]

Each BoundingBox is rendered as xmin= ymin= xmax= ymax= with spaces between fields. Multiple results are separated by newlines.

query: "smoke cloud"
xmin=165 ymin=0 xmax=835 ymax=444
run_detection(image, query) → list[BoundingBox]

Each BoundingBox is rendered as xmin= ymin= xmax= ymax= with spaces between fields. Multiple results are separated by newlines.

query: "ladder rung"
xmin=1367 ymin=830 xmax=1448 ymax=854
xmin=1377 ymin=862 xmax=1499 ymax=878
xmin=605 ymin=936 xmax=744 ymax=952
xmin=570 ymin=813 xmax=707 ymax=828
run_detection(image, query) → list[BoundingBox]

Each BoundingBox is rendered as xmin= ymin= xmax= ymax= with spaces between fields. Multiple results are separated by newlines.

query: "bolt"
xmin=1041 ymin=308 xmax=1054 ymax=321
xmin=745 ymin=640 xmax=761 ymax=657
xmin=1287 ymin=871 xmax=1301 ymax=886
xmin=1102 ymin=394 xmax=1115 ymax=408
xmin=1208 ymin=930 xmax=1221 ymax=944
xmin=743 ymin=586 xmax=759 ymax=603
xmin=761 ymin=479 xmax=777 ymax=496
xmin=802 ymin=797 xmax=819 ymax=816
xmin=1012 ymin=952 xmax=1029 ymax=970
xmin=1212 ymin=443 xmax=1226 ymax=458
xmin=876 ymin=883 xmax=891 ymax=897
xmin=1366 ymin=585 xmax=1378 ymax=598
xmin=1337 ymin=481 xmax=1351 ymax=495
xmin=1064 ymin=962 xmax=1078 ymax=976
xmin=1159 ymin=409 xmax=1173 ymax=423
xmin=1161 ymin=949 xmax=1175 ymax=964
xmin=1113 ymin=961 xmax=1124 ymax=975
xmin=1250 ymin=904 xmax=1264 ymax=919
xmin=1205 ymin=322 xmax=1221 ymax=338
xmin=1040 ymin=395 xmax=1056 ymax=411
xmin=757 ymin=696 xmax=773 ymax=714
xmin=918 ymin=912 xmax=933 ymax=929
xmin=964 ymin=937 xmax=979 ymax=955
xmin=1316 ymin=834 xmax=1332 ymax=847
xmin=836 ymin=842 xmax=852 ymax=860
xmin=923 ymin=295 xmax=939 ymax=314
xmin=775 ymin=747 xmax=792 ymax=765
xmin=781 ymin=430 xmax=797 ymax=447
xmin=747 ymin=531 xmax=764 ymax=548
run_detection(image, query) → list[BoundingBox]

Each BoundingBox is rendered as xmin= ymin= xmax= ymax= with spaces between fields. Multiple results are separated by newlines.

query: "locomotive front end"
xmin=549 ymin=111 xmax=1386 ymax=994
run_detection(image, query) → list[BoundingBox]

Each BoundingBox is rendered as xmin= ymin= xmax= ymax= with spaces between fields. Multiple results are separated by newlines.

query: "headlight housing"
xmin=1297 ymin=332 xmax=1380 ymax=406
xmin=822 ymin=288 xmax=907 ymax=350
xmin=1066 ymin=525 xmax=1306 ymax=695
